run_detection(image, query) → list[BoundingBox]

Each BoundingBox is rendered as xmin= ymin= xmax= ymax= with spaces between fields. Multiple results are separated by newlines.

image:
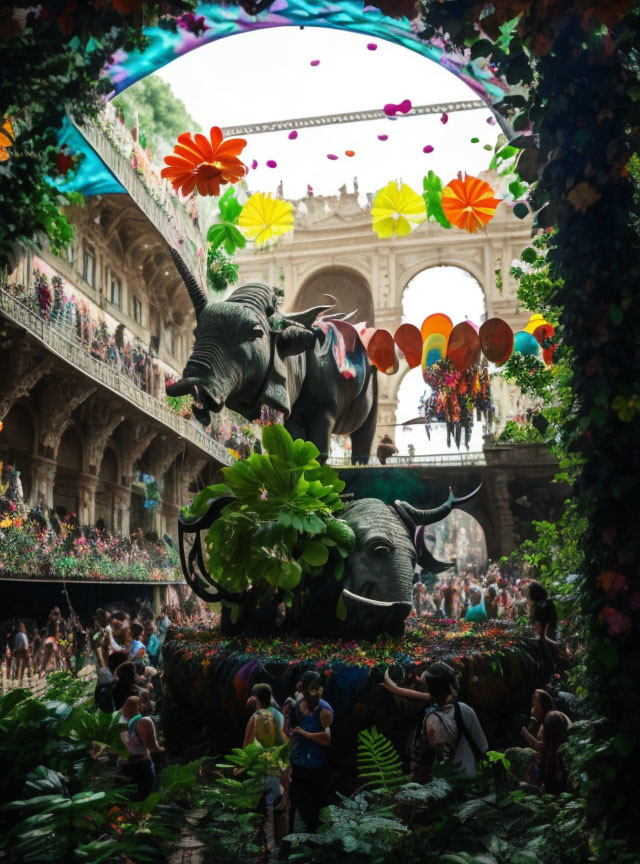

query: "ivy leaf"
xmin=422 ymin=171 xmax=451 ymax=229
xmin=262 ymin=424 xmax=295 ymax=462
xmin=336 ymin=592 xmax=348 ymax=621
xmin=218 ymin=187 xmax=243 ymax=223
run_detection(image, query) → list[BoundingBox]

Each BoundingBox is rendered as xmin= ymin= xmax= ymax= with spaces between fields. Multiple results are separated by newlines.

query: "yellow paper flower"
xmin=238 ymin=192 xmax=294 ymax=246
xmin=0 ymin=518 xmax=12 ymax=529
xmin=371 ymin=181 xmax=426 ymax=239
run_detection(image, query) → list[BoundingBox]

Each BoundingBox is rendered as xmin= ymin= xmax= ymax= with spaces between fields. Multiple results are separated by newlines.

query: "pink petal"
xmin=327 ymin=154 xmax=338 ymax=160
xmin=266 ymin=159 xmax=277 ymax=168
xmin=398 ymin=99 xmax=412 ymax=114
xmin=377 ymin=134 xmax=388 ymax=141
xmin=310 ymin=59 xmax=320 ymax=66
xmin=423 ymin=145 xmax=434 ymax=153
xmin=441 ymin=112 xmax=449 ymax=124
xmin=367 ymin=42 xmax=377 ymax=50
xmin=288 ymin=130 xmax=298 ymax=140
xmin=251 ymin=159 xmax=258 ymax=169
xmin=487 ymin=116 xmax=496 ymax=125
xmin=383 ymin=103 xmax=398 ymax=116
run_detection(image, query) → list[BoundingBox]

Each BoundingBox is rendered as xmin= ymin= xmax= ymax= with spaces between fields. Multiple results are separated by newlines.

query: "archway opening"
xmin=430 ymin=509 xmax=488 ymax=577
xmin=394 ymin=266 xmax=486 ymax=456
xmin=0 ymin=403 xmax=34 ymax=503
xmin=53 ymin=426 xmax=83 ymax=519
xmin=294 ymin=267 xmax=374 ymax=326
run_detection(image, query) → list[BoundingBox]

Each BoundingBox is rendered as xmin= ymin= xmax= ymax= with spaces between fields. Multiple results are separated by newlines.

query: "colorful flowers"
xmin=238 ymin=192 xmax=294 ymax=246
xmin=371 ymin=181 xmax=426 ymax=239
xmin=161 ymin=127 xmax=248 ymax=197
xmin=441 ymin=173 xmax=501 ymax=233
xmin=0 ymin=117 xmax=14 ymax=162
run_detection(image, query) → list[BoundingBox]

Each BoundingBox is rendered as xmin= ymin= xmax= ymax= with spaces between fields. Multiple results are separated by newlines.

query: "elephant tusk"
xmin=342 ymin=589 xmax=412 ymax=611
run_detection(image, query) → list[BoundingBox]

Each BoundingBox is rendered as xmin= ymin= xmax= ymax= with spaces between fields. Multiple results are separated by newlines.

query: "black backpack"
xmin=95 ymin=681 xmax=115 ymax=714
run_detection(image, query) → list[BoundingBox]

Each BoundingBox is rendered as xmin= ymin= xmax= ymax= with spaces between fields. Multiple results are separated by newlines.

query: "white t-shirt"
xmin=426 ymin=701 xmax=488 ymax=775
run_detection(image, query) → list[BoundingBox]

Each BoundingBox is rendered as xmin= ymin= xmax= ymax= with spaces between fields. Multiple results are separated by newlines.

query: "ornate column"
xmin=27 ymin=455 xmax=57 ymax=507
xmin=82 ymin=398 xmax=125 ymax=475
xmin=490 ymin=470 xmax=517 ymax=557
xmin=113 ymin=485 xmax=131 ymax=536
xmin=77 ymin=473 xmax=99 ymax=526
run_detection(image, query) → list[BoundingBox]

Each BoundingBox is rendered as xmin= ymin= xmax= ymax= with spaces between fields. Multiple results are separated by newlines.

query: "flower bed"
xmin=161 ymin=619 xmax=552 ymax=764
xmin=0 ymin=517 xmax=183 ymax=583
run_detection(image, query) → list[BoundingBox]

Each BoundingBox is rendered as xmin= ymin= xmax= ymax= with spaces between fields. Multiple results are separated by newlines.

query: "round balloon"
xmin=420 ymin=313 xmax=453 ymax=343
xmin=513 ymin=330 xmax=540 ymax=356
xmin=394 ymin=323 xmax=423 ymax=368
xmin=447 ymin=321 xmax=481 ymax=371
xmin=479 ymin=317 xmax=513 ymax=365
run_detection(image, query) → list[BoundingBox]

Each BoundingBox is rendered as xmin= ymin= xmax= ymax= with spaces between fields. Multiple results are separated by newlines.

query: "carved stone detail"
xmin=39 ymin=379 xmax=96 ymax=457
xmin=83 ymin=399 xmax=125 ymax=474
xmin=0 ymin=340 xmax=55 ymax=421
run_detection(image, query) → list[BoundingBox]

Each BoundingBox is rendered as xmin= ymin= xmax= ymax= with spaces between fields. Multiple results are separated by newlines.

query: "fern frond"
xmin=357 ymin=726 xmax=405 ymax=796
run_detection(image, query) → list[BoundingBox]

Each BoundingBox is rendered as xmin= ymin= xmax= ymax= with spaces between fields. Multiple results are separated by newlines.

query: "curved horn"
xmin=171 ymin=248 xmax=208 ymax=318
xmin=177 ymin=496 xmax=243 ymax=602
xmin=285 ymin=305 xmax=333 ymax=329
xmin=418 ymin=544 xmax=455 ymax=575
xmin=395 ymin=482 xmax=483 ymax=526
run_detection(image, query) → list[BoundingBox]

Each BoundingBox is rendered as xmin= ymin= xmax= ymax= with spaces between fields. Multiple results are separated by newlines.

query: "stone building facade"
xmin=1 ymin=187 xmax=230 ymax=540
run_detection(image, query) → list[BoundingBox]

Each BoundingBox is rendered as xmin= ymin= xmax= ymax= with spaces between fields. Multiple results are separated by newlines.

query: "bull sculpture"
xmin=178 ymin=485 xmax=480 ymax=639
xmin=166 ymin=251 xmax=377 ymax=463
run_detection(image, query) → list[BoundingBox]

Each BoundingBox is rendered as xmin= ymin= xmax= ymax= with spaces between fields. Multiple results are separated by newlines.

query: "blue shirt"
xmin=290 ymin=698 xmax=333 ymax=768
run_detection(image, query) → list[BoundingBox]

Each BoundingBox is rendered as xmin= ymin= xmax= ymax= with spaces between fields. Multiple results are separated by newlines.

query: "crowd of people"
xmin=411 ymin=561 xmax=557 ymax=634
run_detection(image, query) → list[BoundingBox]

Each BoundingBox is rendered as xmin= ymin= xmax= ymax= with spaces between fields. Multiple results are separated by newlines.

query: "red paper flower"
xmin=161 ymin=127 xmax=247 ymax=197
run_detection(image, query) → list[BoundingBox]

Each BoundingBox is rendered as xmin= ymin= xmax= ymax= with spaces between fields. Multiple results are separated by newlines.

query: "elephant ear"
xmin=255 ymin=331 xmax=292 ymax=417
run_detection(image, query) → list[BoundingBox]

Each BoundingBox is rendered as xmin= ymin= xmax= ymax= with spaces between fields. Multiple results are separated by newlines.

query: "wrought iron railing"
xmin=0 ymin=288 xmax=231 ymax=466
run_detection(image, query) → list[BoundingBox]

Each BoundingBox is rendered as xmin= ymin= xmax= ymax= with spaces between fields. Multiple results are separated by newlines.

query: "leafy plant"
xmin=206 ymin=187 xmax=245 ymax=292
xmin=357 ymin=726 xmax=405 ymax=796
xmin=285 ymin=792 xmax=407 ymax=862
xmin=423 ymin=170 xmax=451 ymax=229
xmin=187 ymin=425 xmax=354 ymax=613
xmin=45 ymin=671 xmax=92 ymax=705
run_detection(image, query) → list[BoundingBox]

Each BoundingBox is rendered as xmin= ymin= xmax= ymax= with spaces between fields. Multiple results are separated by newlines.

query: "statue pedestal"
xmin=161 ymin=619 xmax=552 ymax=771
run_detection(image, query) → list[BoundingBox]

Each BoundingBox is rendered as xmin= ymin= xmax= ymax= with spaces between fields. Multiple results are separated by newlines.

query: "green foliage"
xmin=112 ymin=75 xmax=201 ymax=156
xmin=206 ymin=188 xmax=245 ymax=292
xmin=357 ymin=726 xmax=405 ymax=796
xmin=286 ymin=793 xmax=407 ymax=862
xmin=187 ymin=425 xmax=354 ymax=607
xmin=44 ymin=671 xmax=92 ymax=705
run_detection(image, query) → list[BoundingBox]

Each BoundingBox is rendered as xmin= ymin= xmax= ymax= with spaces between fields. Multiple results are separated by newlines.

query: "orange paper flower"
xmin=161 ymin=127 xmax=248 ymax=197
xmin=0 ymin=117 xmax=14 ymax=162
xmin=441 ymin=173 xmax=501 ymax=233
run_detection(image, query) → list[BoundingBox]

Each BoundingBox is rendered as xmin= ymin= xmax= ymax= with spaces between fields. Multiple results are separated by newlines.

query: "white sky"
xmin=157 ymin=26 xmax=498 ymax=455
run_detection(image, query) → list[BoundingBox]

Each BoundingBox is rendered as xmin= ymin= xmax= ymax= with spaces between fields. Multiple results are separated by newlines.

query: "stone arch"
xmin=430 ymin=509 xmax=488 ymax=575
xmin=397 ymin=258 xmax=489 ymax=315
xmin=0 ymin=402 xmax=36 ymax=502
xmin=95 ymin=445 xmax=119 ymax=529
xmin=293 ymin=266 xmax=375 ymax=326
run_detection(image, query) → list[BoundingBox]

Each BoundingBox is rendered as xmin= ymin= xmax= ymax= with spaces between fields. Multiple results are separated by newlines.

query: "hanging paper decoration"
xmin=161 ymin=127 xmax=248 ymax=197
xmin=421 ymin=359 xmax=493 ymax=450
xmin=371 ymin=181 xmax=426 ymax=239
xmin=364 ymin=329 xmax=398 ymax=374
xmin=447 ymin=321 xmax=481 ymax=372
xmin=523 ymin=313 xmax=556 ymax=365
xmin=479 ymin=317 xmax=514 ymax=366
xmin=0 ymin=117 xmax=14 ymax=162
xmin=394 ymin=323 xmax=422 ymax=368
xmin=420 ymin=312 xmax=453 ymax=343
xmin=422 ymin=332 xmax=448 ymax=369
xmin=238 ymin=192 xmax=294 ymax=246
xmin=441 ymin=173 xmax=501 ymax=233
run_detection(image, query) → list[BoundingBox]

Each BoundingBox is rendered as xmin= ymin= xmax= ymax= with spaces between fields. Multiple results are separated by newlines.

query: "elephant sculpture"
xmin=166 ymin=251 xmax=377 ymax=463
xmin=178 ymin=485 xmax=480 ymax=640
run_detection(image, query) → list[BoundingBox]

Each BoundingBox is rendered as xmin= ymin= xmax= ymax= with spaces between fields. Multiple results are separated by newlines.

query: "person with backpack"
xmin=288 ymin=670 xmax=334 ymax=833
xmin=423 ymin=666 xmax=488 ymax=775
xmin=244 ymin=683 xmax=288 ymax=857
xmin=119 ymin=695 xmax=165 ymax=799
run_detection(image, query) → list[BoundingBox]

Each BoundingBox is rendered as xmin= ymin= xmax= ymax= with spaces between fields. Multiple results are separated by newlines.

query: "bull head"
xmin=166 ymin=250 xmax=331 ymax=424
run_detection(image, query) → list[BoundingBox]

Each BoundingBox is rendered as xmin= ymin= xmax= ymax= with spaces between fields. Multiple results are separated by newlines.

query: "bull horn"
xmin=171 ymin=248 xmax=208 ymax=318
xmin=342 ymin=589 xmax=412 ymax=611
xmin=395 ymin=482 xmax=483 ymax=526
xmin=285 ymin=305 xmax=333 ymax=329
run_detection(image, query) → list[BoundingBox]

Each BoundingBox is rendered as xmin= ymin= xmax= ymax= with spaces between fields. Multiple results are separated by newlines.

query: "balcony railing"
xmin=327 ymin=452 xmax=487 ymax=468
xmin=0 ymin=288 xmax=232 ymax=466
